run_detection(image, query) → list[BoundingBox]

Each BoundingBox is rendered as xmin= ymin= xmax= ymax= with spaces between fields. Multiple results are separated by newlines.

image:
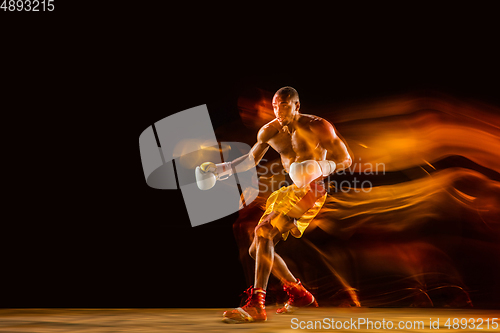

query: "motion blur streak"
xmin=231 ymin=91 xmax=500 ymax=308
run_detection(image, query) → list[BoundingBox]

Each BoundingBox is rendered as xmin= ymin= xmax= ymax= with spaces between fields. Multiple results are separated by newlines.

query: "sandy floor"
xmin=0 ymin=307 xmax=499 ymax=332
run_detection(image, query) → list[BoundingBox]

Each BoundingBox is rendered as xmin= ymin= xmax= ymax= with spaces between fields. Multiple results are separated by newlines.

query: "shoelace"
xmin=239 ymin=286 xmax=254 ymax=307
xmin=284 ymin=283 xmax=300 ymax=303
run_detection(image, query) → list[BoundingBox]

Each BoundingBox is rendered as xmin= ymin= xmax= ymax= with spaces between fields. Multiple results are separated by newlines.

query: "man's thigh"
xmin=256 ymin=211 xmax=298 ymax=239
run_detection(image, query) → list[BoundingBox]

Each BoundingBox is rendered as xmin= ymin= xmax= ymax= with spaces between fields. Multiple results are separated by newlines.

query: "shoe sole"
xmin=276 ymin=295 xmax=318 ymax=314
xmin=222 ymin=317 xmax=267 ymax=324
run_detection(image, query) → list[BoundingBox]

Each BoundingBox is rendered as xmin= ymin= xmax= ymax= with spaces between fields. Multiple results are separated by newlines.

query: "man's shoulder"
xmin=298 ymin=114 xmax=333 ymax=129
xmin=257 ymin=119 xmax=280 ymax=142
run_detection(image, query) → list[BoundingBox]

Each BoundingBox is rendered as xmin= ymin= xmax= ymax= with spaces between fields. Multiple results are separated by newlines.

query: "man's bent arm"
xmin=316 ymin=119 xmax=352 ymax=174
xmin=328 ymin=138 xmax=352 ymax=172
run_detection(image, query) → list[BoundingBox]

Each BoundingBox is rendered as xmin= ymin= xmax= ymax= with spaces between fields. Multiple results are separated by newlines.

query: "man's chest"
xmin=268 ymin=128 xmax=322 ymax=157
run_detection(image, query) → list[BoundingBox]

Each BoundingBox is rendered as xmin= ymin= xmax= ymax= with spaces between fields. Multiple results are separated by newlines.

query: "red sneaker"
xmin=277 ymin=279 xmax=318 ymax=314
xmin=222 ymin=287 xmax=267 ymax=323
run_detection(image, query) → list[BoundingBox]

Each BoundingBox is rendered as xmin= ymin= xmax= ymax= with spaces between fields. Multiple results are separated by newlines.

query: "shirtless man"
xmin=197 ymin=86 xmax=352 ymax=323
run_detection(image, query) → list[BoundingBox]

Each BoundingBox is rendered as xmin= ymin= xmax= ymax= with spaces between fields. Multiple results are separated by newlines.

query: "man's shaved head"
xmin=275 ymin=86 xmax=299 ymax=102
xmin=272 ymin=86 xmax=301 ymax=127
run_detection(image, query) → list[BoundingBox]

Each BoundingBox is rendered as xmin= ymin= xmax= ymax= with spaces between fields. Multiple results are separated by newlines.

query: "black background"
xmin=1 ymin=3 xmax=499 ymax=308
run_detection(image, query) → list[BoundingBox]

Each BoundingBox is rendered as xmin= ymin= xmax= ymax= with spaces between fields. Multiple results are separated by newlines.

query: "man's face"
xmin=272 ymin=94 xmax=299 ymax=126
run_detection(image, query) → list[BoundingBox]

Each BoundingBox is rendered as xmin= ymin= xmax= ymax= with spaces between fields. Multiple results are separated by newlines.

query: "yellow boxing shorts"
xmin=258 ymin=183 xmax=327 ymax=240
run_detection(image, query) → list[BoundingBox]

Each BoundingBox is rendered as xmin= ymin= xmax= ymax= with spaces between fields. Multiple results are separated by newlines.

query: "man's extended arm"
xmin=229 ymin=130 xmax=270 ymax=173
xmin=197 ymin=126 xmax=270 ymax=183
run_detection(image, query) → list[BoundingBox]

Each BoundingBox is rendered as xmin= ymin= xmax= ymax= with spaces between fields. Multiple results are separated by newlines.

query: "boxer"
xmin=197 ymin=86 xmax=352 ymax=323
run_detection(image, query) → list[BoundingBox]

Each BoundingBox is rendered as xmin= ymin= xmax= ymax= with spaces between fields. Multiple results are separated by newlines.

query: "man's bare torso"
xmin=261 ymin=114 xmax=328 ymax=173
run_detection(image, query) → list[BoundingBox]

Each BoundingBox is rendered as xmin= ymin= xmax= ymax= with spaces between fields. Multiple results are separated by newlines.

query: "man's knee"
xmin=254 ymin=221 xmax=275 ymax=239
xmin=248 ymin=242 xmax=256 ymax=259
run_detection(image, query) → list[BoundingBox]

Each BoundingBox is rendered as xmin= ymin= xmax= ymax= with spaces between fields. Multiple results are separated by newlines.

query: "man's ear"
xmin=295 ymin=101 xmax=300 ymax=111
